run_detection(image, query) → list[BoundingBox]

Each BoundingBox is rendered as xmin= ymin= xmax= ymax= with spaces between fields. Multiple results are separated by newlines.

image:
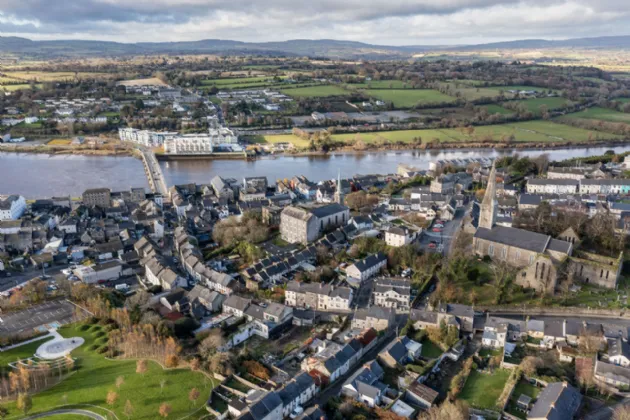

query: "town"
xmin=2 ymin=146 xmax=630 ymax=420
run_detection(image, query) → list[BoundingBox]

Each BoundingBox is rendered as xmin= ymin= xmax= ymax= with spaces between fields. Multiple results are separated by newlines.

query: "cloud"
xmin=0 ymin=0 xmax=628 ymax=44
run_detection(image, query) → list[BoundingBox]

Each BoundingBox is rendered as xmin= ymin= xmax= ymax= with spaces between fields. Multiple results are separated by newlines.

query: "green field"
xmin=421 ymin=339 xmax=443 ymax=359
xmin=507 ymin=97 xmax=570 ymax=115
xmin=490 ymin=85 xmax=557 ymax=94
xmin=363 ymin=89 xmax=455 ymax=108
xmin=202 ymin=76 xmax=278 ymax=86
xmin=614 ymin=98 xmax=630 ymax=104
xmin=438 ymin=82 xmax=501 ymax=100
xmin=484 ymin=105 xmax=514 ymax=115
xmin=351 ymin=80 xmax=411 ymax=89
xmin=281 ymin=85 xmax=349 ymax=98
xmin=564 ymin=107 xmax=630 ymax=124
xmin=3 ymin=325 xmax=215 ymax=420
xmin=0 ymin=84 xmax=43 ymax=91
xmin=460 ymin=369 xmax=511 ymax=409
xmin=0 ymin=336 xmax=54 ymax=375
xmin=258 ymin=120 xmax=623 ymax=149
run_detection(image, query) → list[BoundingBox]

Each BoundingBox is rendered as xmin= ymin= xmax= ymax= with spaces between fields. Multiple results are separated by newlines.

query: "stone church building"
xmin=473 ymin=164 xmax=622 ymax=293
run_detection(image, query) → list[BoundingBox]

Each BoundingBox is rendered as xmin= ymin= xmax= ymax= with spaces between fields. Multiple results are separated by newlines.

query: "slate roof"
xmin=608 ymin=337 xmax=630 ymax=359
xmin=310 ymin=203 xmax=348 ymax=218
xmin=474 ymin=226 xmax=552 ymax=253
xmin=223 ymin=294 xmax=251 ymax=312
xmin=407 ymin=382 xmax=439 ymax=404
xmin=528 ymin=382 xmax=582 ymax=420
xmin=528 ymin=179 xmax=579 ymax=186
xmin=350 ymin=252 xmax=387 ymax=274
xmin=596 ymin=360 xmax=630 ymax=385
xmin=410 ymin=309 xmax=438 ymax=325
xmin=248 ymin=392 xmax=283 ymax=420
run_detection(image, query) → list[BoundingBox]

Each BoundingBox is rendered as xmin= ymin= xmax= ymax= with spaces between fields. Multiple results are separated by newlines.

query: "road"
xmin=495 ymin=314 xmax=630 ymax=328
xmin=0 ymin=263 xmax=72 ymax=293
xmin=417 ymin=202 xmax=470 ymax=257
xmin=23 ymin=408 xmax=106 ymax=419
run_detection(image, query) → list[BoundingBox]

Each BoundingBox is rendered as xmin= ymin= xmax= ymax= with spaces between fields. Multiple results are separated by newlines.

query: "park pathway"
xmin=23 ymin=408 xmax=106 ymax=420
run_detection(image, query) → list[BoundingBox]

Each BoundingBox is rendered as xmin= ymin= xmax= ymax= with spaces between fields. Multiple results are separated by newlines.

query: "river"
xmin=2 ymin=145 xmax=630 ymax=198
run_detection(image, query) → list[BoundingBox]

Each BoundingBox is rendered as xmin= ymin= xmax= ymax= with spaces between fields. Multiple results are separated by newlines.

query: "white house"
xmin=346 ymin=253 xmax=387 ymax=283
xmin=526 ymin=179 xmax=579 ymax=194
xmin=608 ymin=337 xmax=630 ymax=367
xmin=385 ymin=226 xmax=416 ymax=247
xmin=0 ymin=195 xmax=26 ymax=220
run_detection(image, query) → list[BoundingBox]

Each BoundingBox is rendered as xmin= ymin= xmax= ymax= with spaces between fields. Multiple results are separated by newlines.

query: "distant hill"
xmin=1 ymin=35 xmax=630 ymax=59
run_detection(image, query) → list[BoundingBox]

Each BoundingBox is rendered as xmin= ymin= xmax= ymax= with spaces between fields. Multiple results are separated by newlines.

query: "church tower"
xmin=334 ymin=171 xmax=344 ymax=205
xmin=478 ymin=162 xmax=497 ymax=229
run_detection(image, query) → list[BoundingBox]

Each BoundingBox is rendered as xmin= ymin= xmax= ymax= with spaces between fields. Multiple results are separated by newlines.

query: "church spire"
xmin=334 ymin=170 xmax=343 ymax=205
xmin=479 ymin=161 xmax=497 ymax=229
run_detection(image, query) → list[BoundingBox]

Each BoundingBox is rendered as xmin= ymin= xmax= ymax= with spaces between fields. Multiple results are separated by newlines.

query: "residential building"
xmin=346 ymin=253 xmax=387 ymax=283
xmin=373 ymin=278 xmax=411 ymax=312
xmin=405 ymin=382 xmax=439 ymax=410
xmin=580 ymin=179 xmax=630 ymax=195
xmin=223 ymin=294 xmax=252 ymax=318
xmin=341 ymin=360 xmax=387 ymax=408
xmin=378 ymin=336 xmax=421 ymax=368
xmin=385 ymin=226 xmax=417 ymax=247
xmin=277 ymin=373 xmax=319 ymax=418
xmin=526 ymin=179 xmax=579 ymax=194
xmin=284 ymin=281 xmax=353 ymax=311
xmin=527 ymin=382 xmax=582 ymax=420
xmin=0 ymin=195 xmax=26 ymax=220
xmin=594 ymin=359 xmax=630 ymax=389
xmin=608 ymin=337 xmax=630 ymax=367
xmin=352 ymin=307 xmax=395 ymax=331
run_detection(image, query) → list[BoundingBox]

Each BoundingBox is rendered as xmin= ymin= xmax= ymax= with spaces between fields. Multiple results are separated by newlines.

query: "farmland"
xmin=563 ymin=107 xmax=630 ymax=124
xmin=503 ymin=97 xmax=571 ymax=115
xmin=350 ymin=80 xmax=411 ymax=89
xmin=3 ymin=71 xmax=113 ymax=82
xmin=255 ymin=120 xmax=621 ymax=149
xmin=0 ymin=83 xmax=43 ymax=91
xmin=362 ymin=89 xmax=455 ymax=108
xmin=281 ymin=85 xmax=350 ymax=98
xmin=437 ymin=82 xmax=502 ymax=100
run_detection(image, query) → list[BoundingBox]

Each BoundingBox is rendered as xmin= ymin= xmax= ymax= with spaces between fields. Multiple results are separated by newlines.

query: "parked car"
xmin=432 ymin=227 xmax=442 ymax=232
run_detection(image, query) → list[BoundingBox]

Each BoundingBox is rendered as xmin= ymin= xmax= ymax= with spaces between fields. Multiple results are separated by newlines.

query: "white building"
xmin=526 ymin=179 xmax=579 ymax=194
xmin=164 ymin=134 xmax=214 ymax=155
xmin=373 ymin=278 xmax=411 ymax=312
xmin=0 ymin=195 xmax=26 ymax=220
xmin=346 ymin=253 xmax=387 ymax=283
xmin=385 ymin=226 xmax=417 ymax=247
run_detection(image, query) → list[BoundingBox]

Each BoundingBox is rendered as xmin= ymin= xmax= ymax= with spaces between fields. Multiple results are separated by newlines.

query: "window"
xmin=515 ymin=251 xmax=521 ymax=261
xmin=488 ymin=245 xmax=494 ymax=256
xmin=529 ymin=255 xmax=535 ymax=264
xmin=502 ymin=247 xmax=507 ymax=259
xmin=601 ymin=269 xmax=604 ymax=278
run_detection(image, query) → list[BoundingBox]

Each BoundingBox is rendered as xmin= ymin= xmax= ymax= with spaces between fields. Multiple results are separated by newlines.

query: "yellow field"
xmin=116 ymin=77 xmax=168 ymax=87
xmin=4 ymin=71 xmax=112 ymax=82
xmin=47 ymin=139 xmax=72 ymax=145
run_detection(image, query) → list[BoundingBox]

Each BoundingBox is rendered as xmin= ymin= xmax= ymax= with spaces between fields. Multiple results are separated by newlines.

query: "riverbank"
xmin=278 ymin=139 xmax=630 ymax=158
xmin=0 ymin=143 xmax=139 ymax=158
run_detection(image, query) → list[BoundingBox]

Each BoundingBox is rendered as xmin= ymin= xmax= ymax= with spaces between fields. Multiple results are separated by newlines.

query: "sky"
xmin=0 ymin=0 xmax=628 ymax=45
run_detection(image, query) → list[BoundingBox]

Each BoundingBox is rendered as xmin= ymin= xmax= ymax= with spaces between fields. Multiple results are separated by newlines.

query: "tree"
xmin=115 ymin=375 xmax=125 ymax=390
xmin=0 ymin=406 xmax=8 ymax=420
xmin=520 ymin=356 xmax=542 ymax=377
xmin=124 ymin=400 xmax=134 ymax=420
xmin=106 ymin=390 xmax=118 ymax=407
xmin=190 ymin=358 xmax=201 ymax=371
xmin=199 ymin=329 xmax=226 ymax=355
xmin=613 ymin=405 xmax=630 ymax=420
xmin=188 ymin=387 xmax=200 ymax=408
xmin=242 ymin=360 xmax=270 ymax=380
xmin=419 ymin=399 xmax=469 ymax=420
xmin=16 ymin=393 xmax=32 ymax=416
xmin=159 ymin=403 xmax=172 ymax=418
xmin=165 ymin=354 xmax=179 ymax=368
xmin=136 ymin=359 xmax=148 ymax=375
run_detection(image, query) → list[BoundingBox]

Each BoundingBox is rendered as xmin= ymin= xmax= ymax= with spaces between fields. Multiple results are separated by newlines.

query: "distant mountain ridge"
xmin=1 ymin=35 xmax=630 ymax=59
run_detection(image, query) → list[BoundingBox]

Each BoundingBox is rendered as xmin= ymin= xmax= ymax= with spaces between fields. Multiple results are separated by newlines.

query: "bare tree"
xmin=124 ymin=400 xmax=134 ymax=420
xmin=188 ymin=387 xmax=200 ymax=408
xmin=115 ymin=376 xmax=125 ymax=390
xmin=159 ymin=403 xmax=172 ymax=418
xmin=136 ymin=360 xmax=148 ymax=375
xmin=613 ymin=405 xmax=630 ymax=420
xmin=106 ymin=390 xmax=118 ymax=407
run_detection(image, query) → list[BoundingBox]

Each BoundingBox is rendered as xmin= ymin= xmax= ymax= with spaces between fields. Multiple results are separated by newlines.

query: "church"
xmin=472 ymin=164 xmax=573 ymax=293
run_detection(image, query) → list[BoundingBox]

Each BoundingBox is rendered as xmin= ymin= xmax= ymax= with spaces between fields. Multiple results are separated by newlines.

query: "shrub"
xmin=79 ymin=324 xmax=91 ymax=331
xmin=93 ymin=331 xmax=106 ymax=338
xmin=89 ymin=325 xmax=102 ymax=332
xmin=88 ymin=344 xmax=99 ymax=351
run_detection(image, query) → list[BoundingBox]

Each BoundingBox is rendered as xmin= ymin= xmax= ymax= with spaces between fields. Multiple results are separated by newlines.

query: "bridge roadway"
xmin=139 ymin=148 xmax=168 ymax=196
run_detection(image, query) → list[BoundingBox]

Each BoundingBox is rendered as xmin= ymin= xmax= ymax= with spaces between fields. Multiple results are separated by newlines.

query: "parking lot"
xmin=0 ymin=300 xmax=80 ymax=335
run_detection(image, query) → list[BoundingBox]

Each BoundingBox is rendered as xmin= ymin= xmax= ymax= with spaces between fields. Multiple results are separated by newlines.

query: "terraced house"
xmin=284 ymin=281 xmax=354 ymax=311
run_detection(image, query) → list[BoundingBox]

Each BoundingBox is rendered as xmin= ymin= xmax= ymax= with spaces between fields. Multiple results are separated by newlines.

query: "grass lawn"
xmin=614 ymin=98 xmax=630 ymax=104
xmin=0 ymin=336 xmax=54 ymax=375
xmin=3 ymin=324 xmax=215 ymax=420
xmin=563 ymin=107 xmax=630 ymax=124
xmin=362 ymin=89 xmax=455 ymax=108
xmin=479 ymin=347 xmax=502 ymax=358
xmin=506 ymin=381 xmax=542 ymax=419
xmin=460 ymin=369 xmax=511 ymax=410
xmin=421 ymin=339 xmax=443 ymax=359
xmin=4 ymin=71 xmax=111 ymax=82
xmin=271 ymin=236 xmax=291 ymax=247
xmin=281 ymin=85 xmax=349 ymax=98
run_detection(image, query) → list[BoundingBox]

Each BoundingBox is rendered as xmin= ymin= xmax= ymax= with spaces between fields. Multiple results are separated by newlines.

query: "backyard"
xmin=459 ymin=369 xmax=511 ymax=410
xmin=1 ymin=324 xmax=215 ymax=420
xmin=505 ymin=380 xmax=542 ymax=419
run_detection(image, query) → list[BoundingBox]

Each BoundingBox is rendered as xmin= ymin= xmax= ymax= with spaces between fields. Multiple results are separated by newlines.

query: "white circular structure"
xmin=36 ymin=336 xmax=84 ymax=360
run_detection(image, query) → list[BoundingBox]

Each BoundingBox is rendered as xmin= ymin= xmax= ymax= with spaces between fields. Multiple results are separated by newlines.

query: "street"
xmin=0 ymin=263 xmax=72 ymax=293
